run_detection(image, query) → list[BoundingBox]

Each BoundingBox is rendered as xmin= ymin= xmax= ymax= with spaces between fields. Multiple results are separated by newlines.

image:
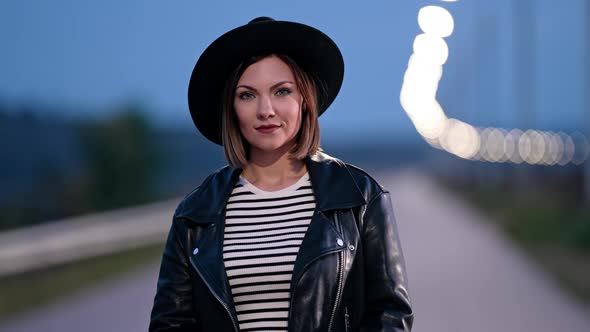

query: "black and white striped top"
xmin=223 ymin=173 xmax=316 ymax=332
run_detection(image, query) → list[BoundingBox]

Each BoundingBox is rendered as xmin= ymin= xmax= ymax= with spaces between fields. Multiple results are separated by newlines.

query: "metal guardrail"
xmin=0 ymin=198 xmax=180 ymax=278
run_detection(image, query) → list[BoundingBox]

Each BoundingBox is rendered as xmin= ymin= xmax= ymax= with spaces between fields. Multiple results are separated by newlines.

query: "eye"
xmin=275 ymin=88 xmax=291 ymax=96
xmin=238 ymin=91 xmax=255 ymax=100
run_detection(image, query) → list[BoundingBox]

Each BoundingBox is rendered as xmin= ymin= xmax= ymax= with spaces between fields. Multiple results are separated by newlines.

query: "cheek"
xmin=234 ymin=104 xmax=251 ymax=128
xmin=294 ymin=107 xmax=303 ymax=127
xmin=284 ymin=97 xmax=303 ymax=124
xmin=286 ymin=106 xmax=304 ymax=137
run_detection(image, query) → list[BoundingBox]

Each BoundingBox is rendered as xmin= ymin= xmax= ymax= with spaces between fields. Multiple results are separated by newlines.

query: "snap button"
xmin=348 ymin=244 xmax=355 ymax=251
xmin=336 ymin=238 xmax=344 ymax=247
xmin=193 ymin=248 xmax=199 ymax=255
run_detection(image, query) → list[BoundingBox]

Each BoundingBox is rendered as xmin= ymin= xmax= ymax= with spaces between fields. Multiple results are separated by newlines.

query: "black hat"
xmin=188 ymin=16 xmax=344 ymax=145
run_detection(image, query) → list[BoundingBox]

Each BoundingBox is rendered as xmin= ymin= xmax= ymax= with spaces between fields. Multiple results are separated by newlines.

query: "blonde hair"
xmin=221 ymin=54 xmax=321 ymax=168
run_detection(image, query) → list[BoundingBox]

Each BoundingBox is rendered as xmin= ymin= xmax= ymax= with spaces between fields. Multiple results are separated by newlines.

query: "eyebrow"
xmin=235 ymin=80 xmax=294 ymax=92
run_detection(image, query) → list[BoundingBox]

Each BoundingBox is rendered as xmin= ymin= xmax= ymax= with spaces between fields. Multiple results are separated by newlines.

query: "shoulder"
xmin=343 ymin=161 xmax=388 ymax=202
xmin=312 ymin=151 xmax=387 ymax=202
xmin=173 ymin=164 xmax=238 ymax=219
xmin=345 ymin=163 xmax=386 ymax=192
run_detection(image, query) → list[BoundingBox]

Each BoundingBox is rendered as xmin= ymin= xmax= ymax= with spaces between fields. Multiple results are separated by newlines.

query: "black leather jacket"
xmin=149 ymin=152 xmax=413 ymax=332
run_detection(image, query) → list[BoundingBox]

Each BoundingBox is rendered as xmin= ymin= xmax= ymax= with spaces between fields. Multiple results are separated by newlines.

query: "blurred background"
xmin=0 ymin=0 xmax=589 ymax=331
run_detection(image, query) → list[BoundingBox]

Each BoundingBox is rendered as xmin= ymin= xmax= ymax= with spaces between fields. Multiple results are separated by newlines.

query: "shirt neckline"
xmin=239 ymin=172 xmax=310 ymax=196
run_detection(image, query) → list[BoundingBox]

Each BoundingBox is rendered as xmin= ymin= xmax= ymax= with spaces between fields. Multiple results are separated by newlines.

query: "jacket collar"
xmin=176 ymin=151 xmax=366 ymax=224
xmin=305 ymin=151 xmax=366 ymax=211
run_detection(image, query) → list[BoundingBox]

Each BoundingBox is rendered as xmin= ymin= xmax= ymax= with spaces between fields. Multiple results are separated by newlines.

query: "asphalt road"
xmin=1 ymin=169 xmax=589 ymax=332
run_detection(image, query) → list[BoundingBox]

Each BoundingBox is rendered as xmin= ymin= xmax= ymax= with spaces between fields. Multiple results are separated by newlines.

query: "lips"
xmin=255 ymin=124 xmax=280 ymax=133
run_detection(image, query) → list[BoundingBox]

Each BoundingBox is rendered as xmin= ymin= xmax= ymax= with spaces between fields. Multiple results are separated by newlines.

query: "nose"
xmin=256 ymin=94 xmax=275 ymax=120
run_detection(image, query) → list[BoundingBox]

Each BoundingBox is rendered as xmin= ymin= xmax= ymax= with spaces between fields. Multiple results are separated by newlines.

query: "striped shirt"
xmin=223 ymin=173 xmax=316 ymax=332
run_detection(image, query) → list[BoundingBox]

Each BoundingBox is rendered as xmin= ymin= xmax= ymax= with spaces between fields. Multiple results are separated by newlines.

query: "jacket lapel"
xmin=187 ymin=220 xmax=232 ymax=303
xmin=176 ymin=166 xmax=242 ymax=320
xmin=291 ymin=210 xmax=345 ymax=285
xmin=291 ymin=153 xmax=367 ymax=285
xmin=176 ymin=165 xmax=242 ymax=225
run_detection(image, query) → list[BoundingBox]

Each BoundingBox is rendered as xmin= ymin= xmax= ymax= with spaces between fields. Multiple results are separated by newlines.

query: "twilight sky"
xmin=1 ymin=0 xmax=587 ymax=142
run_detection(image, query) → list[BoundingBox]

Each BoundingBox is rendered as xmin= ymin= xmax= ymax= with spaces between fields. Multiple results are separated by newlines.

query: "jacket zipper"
xmin=328 ymin=211 xmax=345 ymax=332
xmin=188 ymin=248 xmax=239 ymax=332
xmin=288 ymin=247 xmax=345 ymax=332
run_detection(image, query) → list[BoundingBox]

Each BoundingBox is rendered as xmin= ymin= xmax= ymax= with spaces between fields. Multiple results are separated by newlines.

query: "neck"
xmin=241 ymin=145 xmax=307 ymax=191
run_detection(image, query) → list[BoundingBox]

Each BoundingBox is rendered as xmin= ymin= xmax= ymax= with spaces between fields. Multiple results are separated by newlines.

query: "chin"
xmin=249 ymin=138 xmax=296 ymax=155
xmin=252 ymin=143 xmax=287 ymax=153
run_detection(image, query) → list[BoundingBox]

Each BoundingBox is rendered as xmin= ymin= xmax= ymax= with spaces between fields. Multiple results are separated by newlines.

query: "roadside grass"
xmin=443 ymin=181 xmax=590 ymax=304
xmin=0 ymin=242 xmax=165 ymax=320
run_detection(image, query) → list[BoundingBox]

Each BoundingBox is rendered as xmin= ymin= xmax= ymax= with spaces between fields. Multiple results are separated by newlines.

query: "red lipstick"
xmin=256 ymin=124 xmax=280 ymax=133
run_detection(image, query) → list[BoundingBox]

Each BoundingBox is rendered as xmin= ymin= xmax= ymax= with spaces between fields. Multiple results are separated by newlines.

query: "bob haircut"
xmin=221 ymin=54 xmax=322 ymax=168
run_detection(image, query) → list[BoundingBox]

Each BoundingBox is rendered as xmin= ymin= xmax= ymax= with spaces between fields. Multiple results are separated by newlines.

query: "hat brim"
xmin=188 ymin=19 xmax=344 ymax=145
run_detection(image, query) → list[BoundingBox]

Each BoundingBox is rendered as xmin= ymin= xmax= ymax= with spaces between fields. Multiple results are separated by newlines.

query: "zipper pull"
xmin=344 ymin=305 xmax=350 ymax=332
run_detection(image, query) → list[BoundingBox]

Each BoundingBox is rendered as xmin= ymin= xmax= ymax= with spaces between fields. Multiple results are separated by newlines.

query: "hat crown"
xmin=248 ymin=16 xmax=275 ymax=24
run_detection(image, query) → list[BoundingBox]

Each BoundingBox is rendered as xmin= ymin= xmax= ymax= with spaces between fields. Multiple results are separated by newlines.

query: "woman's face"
xmin=234 ymin=55 xmax=303 ymax=158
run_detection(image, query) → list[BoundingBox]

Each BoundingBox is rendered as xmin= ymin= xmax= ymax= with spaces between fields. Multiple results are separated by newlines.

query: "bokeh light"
xmin=411 ymin=101 xmax=448 ymax=140
xmin=561 ymin=133 xmax=575 ymax=165
xmin=439 ymin=119 xmax=480 ymax=159
xmin=506 ymin=129 xmax=523 ymax=164
xmin=529 ymin=130 xmax=546 ymax=165
xmin=418 ymin=6 xmax=455 ymax=38
xmin=413 ymin=33 xmax=449 ymax=65
xmin=399 ymin=5 xmax=588 ymax=167
xmin=486 ymin=128 xmax=505 ymax=162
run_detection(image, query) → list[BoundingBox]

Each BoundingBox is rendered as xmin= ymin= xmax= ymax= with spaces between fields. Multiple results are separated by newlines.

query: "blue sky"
xmin=1 ymin=0 xmax=588 ymax=142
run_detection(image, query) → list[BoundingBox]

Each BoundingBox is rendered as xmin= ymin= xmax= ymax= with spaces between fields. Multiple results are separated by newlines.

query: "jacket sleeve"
xmin=149 ymin=219 xmax=201 ymax=331
xmin=360 ymin=190 xmax=414 ymax=332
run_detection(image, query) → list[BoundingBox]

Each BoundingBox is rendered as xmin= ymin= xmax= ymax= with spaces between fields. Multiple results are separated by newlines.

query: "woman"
xmin=149 ymin=17 xmax=413 ymax=332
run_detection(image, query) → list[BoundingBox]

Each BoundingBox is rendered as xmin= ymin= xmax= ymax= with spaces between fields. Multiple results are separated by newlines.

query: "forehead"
xmin=237 ymin=55 xmax=295 ymax=85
